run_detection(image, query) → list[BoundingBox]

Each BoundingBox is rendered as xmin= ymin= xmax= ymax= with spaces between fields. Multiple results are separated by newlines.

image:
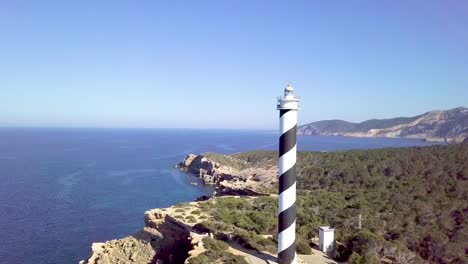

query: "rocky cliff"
xmin=176 ymin=153 xmax=277 ymax=196
xmin=80 ymin=202 xmax=215 ymax=264
xmin=81 ymin=154 xmax=279 ymax=264
xmin=298 ymin=107 xmax=468 ymax=143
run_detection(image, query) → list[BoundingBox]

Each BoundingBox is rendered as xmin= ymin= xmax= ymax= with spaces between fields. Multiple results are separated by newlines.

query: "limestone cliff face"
xmin=298 ymin=107 xmax=468 ymax=143
xmin=177 ymin=154 xmax=237 ymax=185
xmin=177 ymin=154 xmax=277 ymax=196
xmin=81 ymin=155 xmax=278 ymax=264
xmin=80 ymin=203 xmax=211 ymax=264
xmin=80 ymin=228 xmax=162 ymax=264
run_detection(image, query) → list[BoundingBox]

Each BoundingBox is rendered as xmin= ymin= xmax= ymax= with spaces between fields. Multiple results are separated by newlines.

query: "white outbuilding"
xmin=319 ymin=226 xmax=335 ymax=255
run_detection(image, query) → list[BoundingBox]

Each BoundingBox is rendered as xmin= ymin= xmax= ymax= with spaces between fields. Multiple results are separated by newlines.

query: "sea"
xmin=0 ymin=128 xmax=443 ymax=264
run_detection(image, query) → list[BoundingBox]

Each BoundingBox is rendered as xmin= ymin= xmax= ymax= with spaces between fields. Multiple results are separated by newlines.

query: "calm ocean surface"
xmin=0 ymin=128 xmax=442 ymax=264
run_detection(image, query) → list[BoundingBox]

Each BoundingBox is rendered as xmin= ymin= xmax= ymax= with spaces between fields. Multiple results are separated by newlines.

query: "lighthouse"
xmin=277 ymin=84 xmax=300 ymax=264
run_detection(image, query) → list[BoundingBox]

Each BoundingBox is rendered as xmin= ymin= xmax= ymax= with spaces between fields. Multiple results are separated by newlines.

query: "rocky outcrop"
xmin=298 ymin=107 xmax=468 ymax=143
xmin=177 ymin=154 xmax=237 ymax=185
xmin=80 ymin=205 xmax=207 ymax=264
xmin=80 ymin=228 xmax=161 ymax=264
xmin=82 ymin=153 xmax=278 ymax=264
xmin=177 ymin=154 xmax=277 ymax=196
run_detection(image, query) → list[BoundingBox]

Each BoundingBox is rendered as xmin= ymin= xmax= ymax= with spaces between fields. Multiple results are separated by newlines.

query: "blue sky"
xmin=1 ymin=1 xmax=467 ymax=129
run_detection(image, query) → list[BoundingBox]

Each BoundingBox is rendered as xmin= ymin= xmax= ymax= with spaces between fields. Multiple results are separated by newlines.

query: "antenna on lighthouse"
xmin=277 ymin=84 xmax=300 ymax=264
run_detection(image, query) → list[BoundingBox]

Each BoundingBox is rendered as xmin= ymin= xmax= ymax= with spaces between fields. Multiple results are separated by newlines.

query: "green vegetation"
xmin=296 ymin=239 xmax=312 ymax=255
xmin=348 ymin=252 xmax=380 ymax=264
xmin=188 ymin=237 xmax=248 ymax=264
xmin=203 ymin=152 xmax=249 ymax=170
xmin=231 ymin=151 xmax=277 ymax=168
xmin=191 ymin=209 xmax=201 ymax=215
xmin=231 ymin=229 xmax=276 ymax=253
xmin=204 ymin=237 xmax=229 ymax=251
xmin=185 ymin=215 xmax=197 ymax=223
xmin=299 ymin=115 xmax=422 ymax=134
xmin=197 ymin=196 xmax=306 ymax=254
xmin=202 ymin=144 xmax=467 ymax=263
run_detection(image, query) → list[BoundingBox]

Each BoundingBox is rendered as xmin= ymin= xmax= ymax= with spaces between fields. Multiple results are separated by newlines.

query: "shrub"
xmin=296 ymin=238 xmax=312 ymax=254
xmin=185 ymin=215 xmax=197 ymax=223
xmin=199 ymin=201 xmax=215 ymax=212
xmin=348 ymin=252 xmax=362 ymax=264
xmin=361 ymin=254 xmax=381 ymax=264
xmin=199 ymin=145 xmax=468 ymax=263
xmin=203 ymin=237 xmax=229 ymax=251
xmin=192 ymin=209 xmax=201 ymax=215
xmin=188 ymin=254 xmax=209 ymax=264
xmin=189 ymin=251 xmax=248 ymax=264
xmin=188 ymin=237 xmax=248 ymax=264
xmin=193 ymin=221 xmax=232 ymax=234
xmin=232 ymin=229 xmax=276 ymax=253
xmin=344 ymin=229 xmax=380 ymax=254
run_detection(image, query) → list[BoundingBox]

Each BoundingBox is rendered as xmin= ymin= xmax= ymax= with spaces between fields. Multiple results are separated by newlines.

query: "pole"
xmin=277 ymin=84 xmax=300 ymax=264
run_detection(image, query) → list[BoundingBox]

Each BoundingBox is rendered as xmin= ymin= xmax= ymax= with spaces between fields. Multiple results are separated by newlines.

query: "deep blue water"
xmin=0 ymin=128 xmax=443 ymax=264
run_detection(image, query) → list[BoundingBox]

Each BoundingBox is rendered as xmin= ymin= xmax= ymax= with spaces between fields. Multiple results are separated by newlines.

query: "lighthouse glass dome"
xmin=285 ymin=89 xmax=294 ymax=98
xmin=277 ymin=85 xmax=300 ymax=110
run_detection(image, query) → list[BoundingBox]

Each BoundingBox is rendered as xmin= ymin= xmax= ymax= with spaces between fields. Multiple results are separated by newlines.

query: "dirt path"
xmin=227 ymin=242 xmax=337 ymax=264
xmin=298 ymin=249 xmax=338 ymax=264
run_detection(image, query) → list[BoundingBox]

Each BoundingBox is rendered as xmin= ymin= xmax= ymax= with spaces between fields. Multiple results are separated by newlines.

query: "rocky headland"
xmin=80 ymin=201 xmax=219 ymax=264
xmin=81 ymin=145 xmax=468 ymax=263
xmin=80 ymin=153 xmax=280 ymax=264
xmin=176 ymin=153 xmax=277 ymax=196
xmin=81 ymin=196 xmax=314 ymax=264
xmin=298 ymin=106 xmax=468 ymax=143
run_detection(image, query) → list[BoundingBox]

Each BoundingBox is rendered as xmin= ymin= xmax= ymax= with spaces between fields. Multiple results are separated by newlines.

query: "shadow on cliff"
xmin=131 ymin=216 xmax=192 ymax=264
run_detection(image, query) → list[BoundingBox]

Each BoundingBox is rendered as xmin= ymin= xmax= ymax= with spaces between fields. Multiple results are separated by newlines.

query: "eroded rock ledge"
xmin=80 ymin=202 xmax=214 ymax=264
xmin=81 ymin=154 xmax=278 ymax=264
xmin=176 ymin=153 xmax=277 ymax=196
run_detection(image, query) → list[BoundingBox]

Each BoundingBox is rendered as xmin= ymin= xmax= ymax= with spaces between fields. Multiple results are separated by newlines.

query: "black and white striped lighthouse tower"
xmin=277 ymin=84 xmax=300 ymax=264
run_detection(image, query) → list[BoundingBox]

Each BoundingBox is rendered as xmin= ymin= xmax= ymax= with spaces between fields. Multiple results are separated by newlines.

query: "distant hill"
xmin=298 ymin=107 xmax=468 ymax=143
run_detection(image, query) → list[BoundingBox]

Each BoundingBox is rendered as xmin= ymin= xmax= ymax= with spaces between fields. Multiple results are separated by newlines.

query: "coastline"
xmin=2 ymin=129 xmax=444 ymax=264
xmin=80 ymin=153 xmax=277 ymax=264
xmin=80 ymin=144 xmax=468 ymax=263
xmin=298 ymin=133 xmax=459 ymax=143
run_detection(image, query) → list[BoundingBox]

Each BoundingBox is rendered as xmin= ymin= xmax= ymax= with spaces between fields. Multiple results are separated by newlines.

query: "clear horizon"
xmin=0 ymin=105 xmax=465 ymax=130
xmin=1 ymin=1 xmax=467 ymax=129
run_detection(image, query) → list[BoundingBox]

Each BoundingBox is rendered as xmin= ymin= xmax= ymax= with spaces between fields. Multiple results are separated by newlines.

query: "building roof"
xmin=319 ymin=226 xmax=335 ymax=231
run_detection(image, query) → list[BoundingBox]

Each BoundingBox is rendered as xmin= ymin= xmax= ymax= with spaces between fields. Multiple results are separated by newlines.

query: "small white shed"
xmin=319 ymin=226 xmax=335 ymax=255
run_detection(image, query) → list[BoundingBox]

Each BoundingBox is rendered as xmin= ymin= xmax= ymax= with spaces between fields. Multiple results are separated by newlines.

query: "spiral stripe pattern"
xmin=278 ymin=109 xmax=297 ymax=264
